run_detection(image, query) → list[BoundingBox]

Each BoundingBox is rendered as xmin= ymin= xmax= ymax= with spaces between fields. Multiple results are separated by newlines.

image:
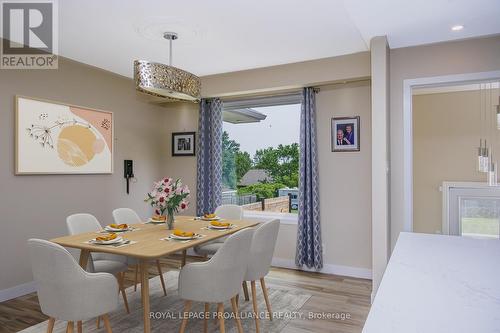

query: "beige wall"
xmin=316 ymin=82 xmax=372 ymax=270
xmin=390 ymin=35 xmax=500 ymax=249
xmin=272 ymin=82 xmax=373 ymax=272
xmin=159 ymin=102 xmax=199 ymax=216
xmin=232 ymin=82 xmax=374 ymax=271
xmin=412 ymin=90 xmax=500 ymax=234
xmin=201 ymin=52 xmax=370 ymax=97
xmin=0 ymin=57 xmax=168 ymax=291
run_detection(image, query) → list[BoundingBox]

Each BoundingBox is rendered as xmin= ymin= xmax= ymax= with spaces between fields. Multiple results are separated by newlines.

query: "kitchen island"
xmin=363 ymin=232 xmax=500 ymax=333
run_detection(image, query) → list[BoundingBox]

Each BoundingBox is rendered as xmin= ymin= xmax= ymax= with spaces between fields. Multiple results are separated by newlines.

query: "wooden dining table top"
xmin=50 ymin=216 xmax=259 ymax=260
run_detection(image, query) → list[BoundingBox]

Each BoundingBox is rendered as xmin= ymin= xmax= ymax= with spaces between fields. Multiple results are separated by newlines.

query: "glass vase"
xmin=167 ymin=210 xmax=175 ymax=230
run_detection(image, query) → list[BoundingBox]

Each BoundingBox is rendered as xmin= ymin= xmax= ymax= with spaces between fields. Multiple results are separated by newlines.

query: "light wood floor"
xmin=0 ymin=255 xmax=371 ymax=333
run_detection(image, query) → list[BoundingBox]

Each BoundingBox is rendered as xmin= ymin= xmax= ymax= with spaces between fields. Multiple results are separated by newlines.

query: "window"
xmin=221 ymin=95 xmax=301 ymax=218
xmin=446 ymin=185 xmax=500 ymax=239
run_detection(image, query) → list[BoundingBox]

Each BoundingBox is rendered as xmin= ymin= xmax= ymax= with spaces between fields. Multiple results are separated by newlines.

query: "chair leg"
xmin=156 ymin=260 xmax=167 ymax=296
xmin=204 ymin=303 xmax=210 ymax=333
xmin=134 ymin=264 xmax=139 ymax=292
xmin=181 ymin=250 xmax=187 ymax=267
xmin=77 ymin=321 xmax=82 ymax=333
xmin=217 ymin=302 xmax=225 ymax=333
xmin=260 ymin=277 xmax=272 ymax=321
xmin=66 ymin=321 xmax=74 ymax=333
xmin=251 ymin=280 xmax=260 ymax=333
xmin=231 ymin=297 xmax=244 ymax=333
xmin=46 ymin=317 xmax=55 ymax=333
xmin=179 ymin=300 xmax=192 ymax=333
xmin=102 ymin=314 xmax=112 ymax=333
xmin=242 ymin=281 xmax=249 ymax=301
xmin=96 ymin=316 xmax=100 ymax=329
xmin=118 ymin=272 xmax=130 ymax=314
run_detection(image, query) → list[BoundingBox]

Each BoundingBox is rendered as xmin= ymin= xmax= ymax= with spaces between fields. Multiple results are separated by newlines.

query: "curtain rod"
xmin=313 ymin=78 xmax=371 ymax=89
xmin=221 ymin=90 xmax=301 ymax=103
xmin=219 ymin=78 xmax=370 ymax=102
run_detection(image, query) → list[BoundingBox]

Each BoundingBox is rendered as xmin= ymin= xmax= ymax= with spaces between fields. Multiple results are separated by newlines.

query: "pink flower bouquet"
xmin=145 ymin=177 xmax=190 ymax=228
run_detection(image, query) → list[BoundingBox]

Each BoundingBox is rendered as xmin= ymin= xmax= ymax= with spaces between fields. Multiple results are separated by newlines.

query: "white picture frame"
xmin=332 ymin=116 xmax=360 ymax=152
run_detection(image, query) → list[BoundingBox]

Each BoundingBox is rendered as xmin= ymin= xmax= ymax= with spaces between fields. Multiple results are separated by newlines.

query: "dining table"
xmin=50 ymin=215 xmax=259 ymax=333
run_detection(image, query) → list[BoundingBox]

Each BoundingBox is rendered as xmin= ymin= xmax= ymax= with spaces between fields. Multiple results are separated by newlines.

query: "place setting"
xmin=144 ymin=215 xmax=168 ymax=224
xmin=202 ymin=220 xmax=237 ymax=232
xmin=161 ymin=229 xmax=206 ymax=243
xmin=195 ymin=213 xmax=225 ymax=221
xmin=85 ymin=233 xmax=137 ymax=248
xmin=101 ymin=223 xmax=139 ymax=233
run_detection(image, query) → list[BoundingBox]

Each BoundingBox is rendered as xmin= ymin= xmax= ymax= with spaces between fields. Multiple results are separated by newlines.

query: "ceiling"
xmin=52 ymin=0 xmax=500 ymax=77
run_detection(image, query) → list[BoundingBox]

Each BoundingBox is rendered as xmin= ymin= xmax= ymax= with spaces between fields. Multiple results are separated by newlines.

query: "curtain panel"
xmin=196 ymin=98 xmax=223 ymax=216
xmin=296 ymin=87 xmax=323 ymax=270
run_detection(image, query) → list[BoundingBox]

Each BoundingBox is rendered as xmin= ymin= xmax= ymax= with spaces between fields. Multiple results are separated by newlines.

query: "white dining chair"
xmin=66 ymin=213 xmax=130 ymax=314
xmin=243 ymin=219 xmax=280 ymax=333
xmin=112 ymin=208 xmax=167 ymax=296
xmin=28 ymin=239 xmax=118 ymax=333
xmin=193 ymin=204 xmax=244 ymax=257
xmin=177 ymin=228 xmax=254 ymax=333
xmin=213 ymin=204 xmax=244 ymax=220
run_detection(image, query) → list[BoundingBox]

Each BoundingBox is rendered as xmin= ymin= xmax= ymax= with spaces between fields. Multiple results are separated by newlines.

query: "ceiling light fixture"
xmin=134 ymin=32 xmax=201 ymax=102
xmin=451 ymin=25 xmax=464 ymax=31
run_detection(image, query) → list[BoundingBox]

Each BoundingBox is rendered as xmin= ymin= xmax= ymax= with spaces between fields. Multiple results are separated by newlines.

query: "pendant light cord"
xmin=169 ymin=38 xmax=173 ymax=66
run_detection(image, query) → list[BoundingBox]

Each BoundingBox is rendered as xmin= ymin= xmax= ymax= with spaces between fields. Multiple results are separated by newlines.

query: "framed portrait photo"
xmin=172 ymin=132 xmax=196 ymax=156
xmin=331 ymin=116 xmax=360 ymax=152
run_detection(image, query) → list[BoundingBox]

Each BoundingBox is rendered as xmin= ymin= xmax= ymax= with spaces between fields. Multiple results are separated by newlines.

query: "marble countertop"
xmin=363 ymin=232 xmax=500 ymax=333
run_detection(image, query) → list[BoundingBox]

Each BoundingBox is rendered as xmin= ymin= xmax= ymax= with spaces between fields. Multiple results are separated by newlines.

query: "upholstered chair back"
xmin=112 ymin=208 xmax=142 ymax=225
xmin=28 ymin=239 xmax=118 ymax=321
xmin=215 ymin=204 xmax=243 ymax=220
xmin=245 ymin=219 xmax=280 ymax=281
xmin=179 ymin=228 xmax=254 ymax=303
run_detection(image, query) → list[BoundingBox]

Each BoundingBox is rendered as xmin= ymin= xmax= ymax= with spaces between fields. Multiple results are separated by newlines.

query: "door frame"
xmin=402 ymin=70 xmax=500 ymax=234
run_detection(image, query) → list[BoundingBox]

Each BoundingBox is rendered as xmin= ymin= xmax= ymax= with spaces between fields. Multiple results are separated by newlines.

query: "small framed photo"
xmin=172 ymin=132 xmax=196 ymax=156
xmin=332 ymin=116 xmax=360 ymax=152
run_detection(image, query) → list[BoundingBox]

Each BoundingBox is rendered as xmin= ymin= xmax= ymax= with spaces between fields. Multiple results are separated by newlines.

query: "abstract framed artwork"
xmin=172 ymin=132 xmax=196 ymax=156
xmin=332 ymin=116 xmax=360 ymax=152
xmin=15 ymin=96 xmax=114 ymax=174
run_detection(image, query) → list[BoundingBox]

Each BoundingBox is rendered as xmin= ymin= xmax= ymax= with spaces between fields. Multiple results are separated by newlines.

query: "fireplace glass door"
xmin=449 ymin=187 xmax=500 ymax=239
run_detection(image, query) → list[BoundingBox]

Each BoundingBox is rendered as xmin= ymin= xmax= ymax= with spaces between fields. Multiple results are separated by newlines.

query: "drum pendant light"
xmin=134 ymin=32 xmax=201 ymax=102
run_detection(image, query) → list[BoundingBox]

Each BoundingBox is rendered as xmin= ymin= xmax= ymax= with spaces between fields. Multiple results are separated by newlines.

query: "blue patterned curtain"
xmin=296 ymin=87 xmax=323 ymax=270
xmin=196 ymin=98 xmax=223 ymax=216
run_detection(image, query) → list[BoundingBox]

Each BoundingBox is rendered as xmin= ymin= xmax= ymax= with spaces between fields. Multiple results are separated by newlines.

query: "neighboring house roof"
xmin=223 ymin=108 xmax=267 ymax=124
xmin=239 ymin=169 xmax=273 ymax=186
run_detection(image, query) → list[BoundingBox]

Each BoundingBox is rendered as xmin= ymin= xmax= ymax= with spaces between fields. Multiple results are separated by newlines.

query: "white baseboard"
xmin=0 ymin=281 xmax=37 ymax=303
xmin=271 ymin=257 xmax=372 ymax=280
